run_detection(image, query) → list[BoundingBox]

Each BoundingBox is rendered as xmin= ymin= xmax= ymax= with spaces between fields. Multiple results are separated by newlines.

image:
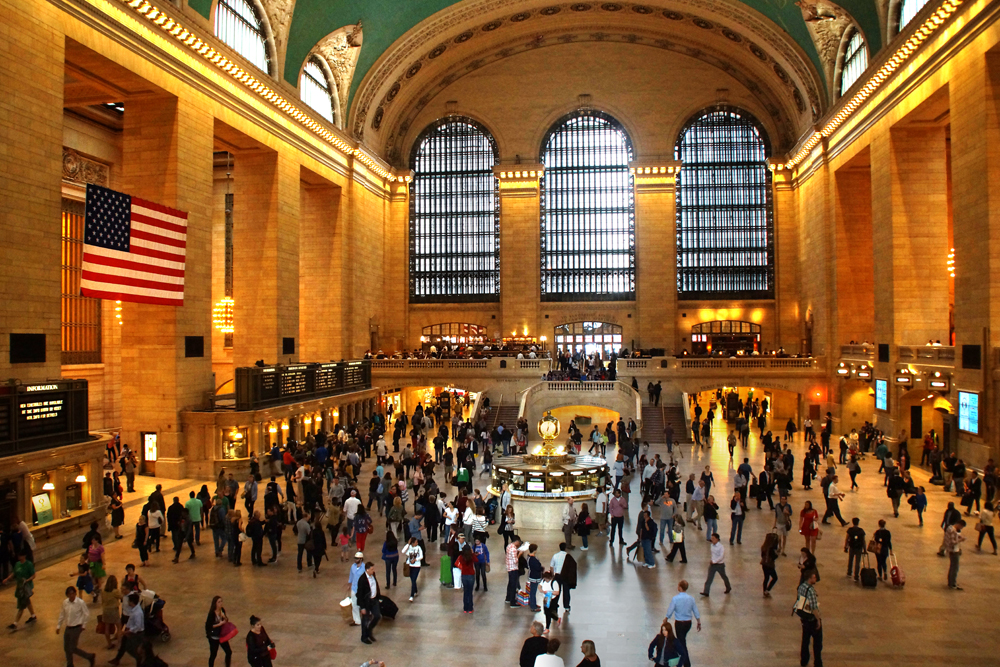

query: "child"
xmin=72 ymin=556 xmax=95 ymax=601
xmin=338 ymin=526 xmax=351 ymax=562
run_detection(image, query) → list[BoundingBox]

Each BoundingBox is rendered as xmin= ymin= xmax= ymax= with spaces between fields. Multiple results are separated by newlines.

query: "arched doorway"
xmin=691 ymin=320 xmax=761 ymax=355
xmin=553 ymin=321 xmax=622 ymax=357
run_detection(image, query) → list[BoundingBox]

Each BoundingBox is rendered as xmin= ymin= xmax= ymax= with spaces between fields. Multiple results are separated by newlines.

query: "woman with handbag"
xmin=401 ymin=536 xmax=423 ymax=602
xmin=647 ymin=621 xmax=681 ymax=666
xmin=381 ymin=529 xmax=399 ymax=588
xmin=206 ymin=595 xmax=234 ymax=667
xmin=246 ymin=615 xmax=275 ymax=667
xmin=576 ymin=504 xmax=593 ymax=551
xmin=102 ymin=575 xmax=122 ymax=648
xmin=310 ymin=514 xmax=327 ymax=578
xmin=799 ymin=501 xmax=820 ymax=553
xmin=133 ymin=516 xmax=149 ymax=567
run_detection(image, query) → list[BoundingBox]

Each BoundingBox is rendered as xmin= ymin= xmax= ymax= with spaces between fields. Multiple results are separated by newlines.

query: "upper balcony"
xmin=838 ymin=344 xmax=956 ymax=370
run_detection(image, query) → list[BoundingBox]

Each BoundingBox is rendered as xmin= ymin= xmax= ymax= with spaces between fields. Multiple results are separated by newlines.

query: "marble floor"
xmin=2 ymin=417 xmax=996 ymax=667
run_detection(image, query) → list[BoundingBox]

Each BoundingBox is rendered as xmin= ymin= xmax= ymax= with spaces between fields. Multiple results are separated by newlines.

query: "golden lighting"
xmin=212 ymin=296 xmax=235 ymax=333
xmin=75 ymin=474 xmax=88 ymax=483
xmin=751 ymin=309 xmax=764 ymax=323
xmin=947 ymin=248 xmax=955 ymax=278
xmin=42 ymin=482 xmax=55 ymax=491
xmin=115 ymin=300 xmax=122 ymax=325
xmin=787 ymin=0 xmax=964 ymax=170
xmin=268 ymin=425 xmax=278 ymax=434
xmin=304 ymin=417 xmax=312 ymax=425
xmin=522 ymin=327 xmax=529 ymax=336
xmin=281 ymin=423 xmax=289 ymax=430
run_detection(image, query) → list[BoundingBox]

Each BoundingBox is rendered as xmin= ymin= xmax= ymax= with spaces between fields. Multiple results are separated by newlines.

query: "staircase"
xmin=491 ymin=404 xmax=521 ymax=431
xmin=664 ymin=405 xmax=693 ymax=443
xmin=641 ymin=406 xmax=664 ymax=443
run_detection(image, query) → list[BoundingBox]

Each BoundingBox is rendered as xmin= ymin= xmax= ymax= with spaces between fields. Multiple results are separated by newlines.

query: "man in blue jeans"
xmin=505 ymin=538 xmax=525 ymax=608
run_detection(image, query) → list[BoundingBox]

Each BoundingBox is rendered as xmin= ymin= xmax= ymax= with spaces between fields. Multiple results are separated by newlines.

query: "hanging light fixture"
xmin=42 ymin=481 xmax=55 ymax=491
xmin=213 ymin=296 xmax=235 ymax=333
xmin=75 ymin=474 xmax=87 ymax=483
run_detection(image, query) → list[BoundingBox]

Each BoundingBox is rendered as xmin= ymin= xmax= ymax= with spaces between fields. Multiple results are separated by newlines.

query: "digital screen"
xmin=526 ymin=481 xmax=546 ymax=492
xmin=279 ymin=366 xmax=309 ymax=396
xmin=17 ymin=393 xmax=68 ymax=437
xmin=875 ymin=379 xmax=888 ymax=412
xmin=959 ymin=391 xmax=980 ymax=435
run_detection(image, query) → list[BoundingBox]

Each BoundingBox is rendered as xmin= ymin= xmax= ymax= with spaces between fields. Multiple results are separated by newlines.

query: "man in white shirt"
xmin=822 ymin=475 xmax=848 ymax=527
xmin=56 ymin=586 xmax=94 ymax=667
xmin=700 ymin=533 xmax=731 ymax=597
xmin=146 ymin=506 xmax=164 ymax=552
xmin=375 ymin=436 xmax=387 ymax=464
xmin=561 ymin=498 xmax=578 ymax=550
xmin=594 ymin=488 xmax=608 ymax=535
xmin=344 ymin=490 xmax=362 ymax=540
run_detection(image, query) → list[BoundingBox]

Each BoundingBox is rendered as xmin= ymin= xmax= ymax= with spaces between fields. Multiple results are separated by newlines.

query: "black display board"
xmin=235 ymin=361 xmax=371 ymax=411
xmin=0 ymin=380 xmax=90 ymax=455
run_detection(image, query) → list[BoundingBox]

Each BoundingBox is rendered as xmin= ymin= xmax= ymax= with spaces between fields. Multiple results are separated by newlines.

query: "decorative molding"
xmin=312 ymin=22 xmax=362 ymax=129
xmin=63 ymin=148 xmax=110 ymax=186
xmin=261 ymin=0 xmax=296 ymax=73
xmin=796 ymin=1 xmax=853 ymax=94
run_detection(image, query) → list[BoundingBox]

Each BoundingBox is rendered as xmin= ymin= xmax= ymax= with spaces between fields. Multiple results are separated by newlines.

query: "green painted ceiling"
xmin=192 ymin=1 xmax=885 ymax=110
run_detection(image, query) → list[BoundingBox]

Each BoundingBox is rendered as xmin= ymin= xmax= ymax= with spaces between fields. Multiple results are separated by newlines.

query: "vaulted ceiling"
xmin=189 ymin=0 xmax=893 ymax=155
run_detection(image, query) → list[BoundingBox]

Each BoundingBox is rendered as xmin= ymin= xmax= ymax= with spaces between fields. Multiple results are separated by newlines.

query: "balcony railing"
xmin=371 ymin=358 xmax=551 ymax=373
xmin=897 ymin=345 xmax=955 ymax=366
xmin=840 ymin=345 xmax=875 ymax=361
xmin=670 ymin=357 xmax=819 ymax=371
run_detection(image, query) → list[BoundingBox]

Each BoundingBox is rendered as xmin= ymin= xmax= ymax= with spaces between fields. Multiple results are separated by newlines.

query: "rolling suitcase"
xmin=889 ymin=551 xmax=905 ymax=587
xmin=860 ymin=552 xmax=878 ymax=588
xmin=440 ymin=555 xmax=453 ymax=586
xmin=378 ymin=595 xmax=398 ymax=620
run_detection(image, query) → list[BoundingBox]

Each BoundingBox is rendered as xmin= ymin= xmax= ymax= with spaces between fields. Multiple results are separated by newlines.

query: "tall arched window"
xmin=540 ymin=111 xmax=635 ymax=301
xmin=839 ymin=29 xmax=868 ymax=97
xmin=409 ymin=118 xmax=499 ymax=303
xmin=215 ymin=0 xmax=270 ymax=73
xmin=300 ymin=57 xmax=335 ymax=124
xmin=899 ymin=0 xmax=932 ymax=31
xmin=675 ymin=107 xmax=774 ymax=300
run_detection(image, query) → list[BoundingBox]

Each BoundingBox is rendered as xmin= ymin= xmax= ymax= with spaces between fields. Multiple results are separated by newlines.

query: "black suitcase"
xmin=378 ymin=595 xmax=398 ymax=619
xmin=860 ymin=553 xmax=878 ymax=588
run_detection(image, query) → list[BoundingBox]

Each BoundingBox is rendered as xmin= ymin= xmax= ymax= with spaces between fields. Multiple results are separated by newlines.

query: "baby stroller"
xmin=140 ymin=589 xmax=171 ymax=642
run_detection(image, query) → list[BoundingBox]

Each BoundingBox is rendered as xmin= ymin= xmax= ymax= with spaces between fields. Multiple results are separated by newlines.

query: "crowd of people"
xmin=5 ymin=387 xmax=997 ymax=667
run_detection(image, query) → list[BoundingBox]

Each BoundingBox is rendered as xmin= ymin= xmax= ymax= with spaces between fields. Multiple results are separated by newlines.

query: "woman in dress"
xmin=134 ymin=515 xmax=149 ymax=567
xmin=799 ymin=500 xmax=820 ymax=553
xmin=109 ymin=496 xmax=125 ymax=540
xmin=206 ymin=595 xmax=233 ymax=667
xmin=197 ymin=485 xmax=213 ymax=530
xmin=700 ymin=466 xmax=714 ymax=497
xmin=245 ymin=615 xmax=275 ymax=667
xmin=102 ymin=575 xmax=123 ymax=649
xmin=381 ymin=529 xmax=399 ymax=589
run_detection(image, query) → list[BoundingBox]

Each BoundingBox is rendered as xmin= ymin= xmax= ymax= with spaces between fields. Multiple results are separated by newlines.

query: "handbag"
xmin=403 ymin=562 xmax=411 ymax=577
xmin=268 ymin=647 xmax=277 ymax=660
xmin=867 ymin=539 xmax=881 ymax=554
xmin=485 ymin=562 xmax=491 ymax=573
xmin=218 ymin=621 xmax=239 ymax=643
xmin=95 ymin=614 xmax=106 ymax=634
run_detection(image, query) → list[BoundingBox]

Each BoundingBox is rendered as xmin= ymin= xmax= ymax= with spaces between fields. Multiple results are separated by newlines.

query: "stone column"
xmin=0 ymin=0 xmax=64 ymax=380
xmin=630 ymin=162 xmax=680 ymax=352
xmin=870 ymin=124 xmax=950 ymax=435
xmin=233 ymin=149 xmax=300 ymax=368
xmin=383 ymin=177 xmax=411 ymax=351
xmin=496 ymin=167 xmax=543 ymax=340
xmin=950 ymin=52 xmax=1000 ymax=465
xmin=771 ymin=164 xmax=801 ymax=352
xmin=299 ymin=174 xmax=342 ymax=361
xmin=119 ymin=95 xmax=215 ymax=479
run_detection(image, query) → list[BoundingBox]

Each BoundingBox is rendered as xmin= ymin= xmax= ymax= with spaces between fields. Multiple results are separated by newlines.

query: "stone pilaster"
xmin=497 ymin=166 xmax=543 ymax=340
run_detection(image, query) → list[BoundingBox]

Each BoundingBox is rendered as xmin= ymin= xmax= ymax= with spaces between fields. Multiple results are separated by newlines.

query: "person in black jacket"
xmin=246 ymin=512 xmax=265 ymax=567
xmin=519 ymin=621 xmax=548 ymax=667
xmin=356 ymin=561 xmax=381 ymax=644
xmin=245 ymin=615 xmax=274 ymax=667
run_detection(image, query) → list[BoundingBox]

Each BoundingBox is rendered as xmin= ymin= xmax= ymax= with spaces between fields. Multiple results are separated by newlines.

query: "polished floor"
xmin=2 ymin=416 xmax=996 ymax=667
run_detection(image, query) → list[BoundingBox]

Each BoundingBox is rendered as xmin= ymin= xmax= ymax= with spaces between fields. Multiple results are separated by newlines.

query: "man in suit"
xmin=356 ymin=561 xmax=381 ymax=644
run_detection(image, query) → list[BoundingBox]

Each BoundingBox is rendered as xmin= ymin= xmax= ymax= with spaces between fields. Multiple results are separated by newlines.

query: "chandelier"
xmin=212 ymin=296 xmax=235 ymax=333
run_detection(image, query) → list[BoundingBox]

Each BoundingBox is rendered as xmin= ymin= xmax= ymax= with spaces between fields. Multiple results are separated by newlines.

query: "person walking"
xmin=56 ymin=585 xmax=96 ymax=667
xmin=539 ymin=570 xmax=561 ymax=633
xmin=608 ymin=489 xmax=627 ymax=546
xmin=872 ymin=520 xmax=892 ymax=580
xmin=657 ymin=493 xmax=676 ymax=549
xmin=976 ymin=501 xmax=997 ymax=554
xmin=774 ymin=495 xmax=792 ymax=556
xmin=729 ymin=491 xmax=746 ymax=545
xmin=795 ymin=571 xmax=823 ymax=667
xmin=760 ymin=532 xmax=779 ymax=597
xmin=665 ymin=516 xmax=688 ymax=563
xmin=205 ymin=596 xmax=233 ymax=667
xmin=356 ymin=561 xmax=381 ymax=644
xmin=821 ymin=476 xmax=848 ymax=527
xmin=648 ymin=621 xmax=681 ymax=667
xmin=700 ymin=533 xmax=731 ymax=597
xmin=550 ymin=544 xmax=577 ymax=612
xmin=245 ymin=615 xmax=275 ymax=667
xmin=702 ymin=495 xmax=719 ymax=542
xmin=108 ymin=592 xmax=143 ymax=666
xmin=381 ymin=530 xmax=399 ymax=589
xmin=664 ymin=580 xmax=700 ymax=667
xmin=473 ymin=536 xmax=490 ymax=592
xmin=799 ymin=501 xmax=820 ymax=553
xmin=401 ymin=536 xmax=423 ymax=602
xmin=844 ymin=518 xmax=865 ymax=581
xmin=101 ymin=576 xmax=122 ymax=649
xmin=943 ymin=520 xmax=966 ymax=590
xmin=3 ymin=550 xmax=36 ymax=630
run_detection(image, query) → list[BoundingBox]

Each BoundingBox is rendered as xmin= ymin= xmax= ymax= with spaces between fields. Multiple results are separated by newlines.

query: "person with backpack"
xmin=844 ymin=518 xmax=866 ymax=582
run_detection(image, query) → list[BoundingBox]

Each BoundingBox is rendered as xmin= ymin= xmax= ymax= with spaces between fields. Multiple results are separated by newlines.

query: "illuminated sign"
xmin=958 ymin=391 xmax=979 ymax=435
xmin=25 ymin=384 xmax=58 ymax=392
xmin=875 ymin=379 xmax=888 ymax=412
xmin=526 ymin=481 xmax=546 ymax=492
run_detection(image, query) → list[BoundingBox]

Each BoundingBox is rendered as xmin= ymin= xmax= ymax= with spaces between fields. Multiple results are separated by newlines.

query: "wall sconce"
xmin=75 ymin=474 xmax=87 ymax=483
xmin=836 ymin=362 xmax=850 ymax=376
xmin=281 ymin=423 xmax=289 ymax=430
xmin=268 ymin=425 xmax=278 ymax=434
xmin=42 ymin=482 xmax=55 ymax=491
xmin=213 ymin=296 xmax=235 ymax=333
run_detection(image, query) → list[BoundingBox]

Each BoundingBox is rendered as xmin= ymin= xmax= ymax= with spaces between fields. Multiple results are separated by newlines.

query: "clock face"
xmin=538 ymin=415 xmax=559 ymax=439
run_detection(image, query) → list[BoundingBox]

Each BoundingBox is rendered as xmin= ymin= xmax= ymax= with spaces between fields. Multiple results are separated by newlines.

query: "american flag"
xmin=81 ymin=184 xmax=187 ymax=306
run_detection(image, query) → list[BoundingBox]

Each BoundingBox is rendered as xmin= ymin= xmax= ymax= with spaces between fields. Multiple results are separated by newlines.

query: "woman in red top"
xmin=799 ymin=500 xmax=820 ymax=552
xmin=456 ymin=545 xmax=477 ymax=613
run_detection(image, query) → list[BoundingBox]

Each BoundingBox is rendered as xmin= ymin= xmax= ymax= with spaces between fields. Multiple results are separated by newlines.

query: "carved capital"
xmin=63 ymin=148 xmax=109 ymax=186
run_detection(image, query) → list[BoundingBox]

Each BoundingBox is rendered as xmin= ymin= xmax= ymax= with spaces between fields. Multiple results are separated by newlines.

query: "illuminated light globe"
xmin=538 ymin=411 xmax=560 ymax=441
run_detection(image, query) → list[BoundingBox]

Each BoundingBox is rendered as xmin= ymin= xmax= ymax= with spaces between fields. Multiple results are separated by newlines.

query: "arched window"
xmin=674 ymin=107 xmax=774 ymax=300
xmin=898 ymin=0 xmax=932 ymax=31
xmin=409 ymin=118 xmax=499 ymax=302
xmin=215 ymin=0 xmax=270 ymax=73
xmin=540 ymin=111 xmax=635 ymax=301
xmin=839 ymin=29 xmax=868 ymax=97
xmin=554 ymin=321 xmax=623 ymax=356
xmin=300 ymin=57 xmax=335 ymax=124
